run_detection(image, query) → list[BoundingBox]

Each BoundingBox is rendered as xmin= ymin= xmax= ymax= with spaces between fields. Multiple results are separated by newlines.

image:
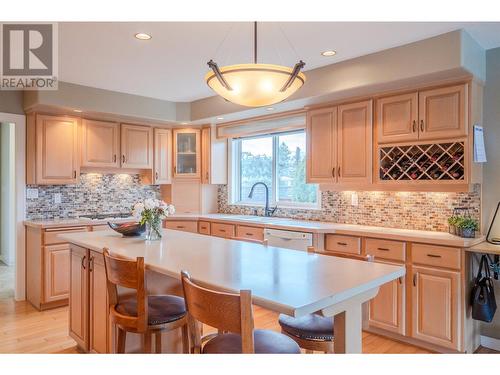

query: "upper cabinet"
xmin=153 ymin=128 xmax=172 ymax=185
xmin=376 ymin=84 xmax=467 ymax=144
xmin=201 ymin=126 xmax=227 ymax=185
xmin=376 ymin=92 xmax=418 ymax=144
xmin=337 ymin=100 xmax=373 ymax=185
xmin=418 ymin=84 xmax=467 ymax=140
xmin=121 ymin=124 xmax=153 ymax=169
xmin=306 ymin=100 xmax=372 ymax=186
xmin=27 ymin=114 xmax=80 ymax=185
xmin=173 ymin=128 xmax=201 ymax=179
xmin=306 ymin=107 xmax=337 ymax=183
xmin=81 ymin=119 xmax=120 ymax=168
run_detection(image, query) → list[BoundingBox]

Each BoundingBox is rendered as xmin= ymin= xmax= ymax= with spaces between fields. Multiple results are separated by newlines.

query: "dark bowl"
xmin=107 ymin=222 xmax=146 ymax=237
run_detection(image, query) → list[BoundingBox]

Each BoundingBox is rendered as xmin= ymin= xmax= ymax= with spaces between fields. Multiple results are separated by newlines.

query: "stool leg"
xmin=142 ymin=332 xmax=152 ymax=353
xmin=155 ymin=332 xmax=162 ymax=354
xmin=117 ymin=327 xmax=127 ymax=354
xmin=181 ymin=324 xmax=189 ymax=354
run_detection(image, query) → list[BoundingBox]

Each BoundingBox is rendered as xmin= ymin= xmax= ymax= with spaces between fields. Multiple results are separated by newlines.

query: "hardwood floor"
xmin=0 ymin=265 xmax=495 ymax=354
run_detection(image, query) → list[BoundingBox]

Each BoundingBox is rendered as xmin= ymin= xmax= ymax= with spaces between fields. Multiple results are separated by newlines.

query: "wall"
xmin=481 ymin=47 xmax=500 ymax=340
xmin=0 ymin=123 xmax=16 ymax=265
xmin=26 ymin=173 xmax=160 ymax=219
xmin=0 ymin=91 xmax=24 ymax=115
xmin=218 ymin=185 xmax=481 ymax=232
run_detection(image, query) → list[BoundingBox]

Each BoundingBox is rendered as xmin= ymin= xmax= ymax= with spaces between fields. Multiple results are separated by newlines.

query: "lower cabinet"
xmin=69 ymin=245 xmax=89 ymax=351
xmin=368 ymin=261 xmax=405 ymax=335
xmin=411 ymin=265 xmax=461 ymax=351
xmin=44 ymin=244 xmax=70 ymax=303
xmin=89 ymin=251 xmax=110 ymax=353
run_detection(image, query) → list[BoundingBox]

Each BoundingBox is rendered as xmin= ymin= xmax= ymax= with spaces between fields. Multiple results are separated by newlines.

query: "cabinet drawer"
xmin=164 ymin=220 xmax=198 ymax=233
xmin=44 ymin=227 xmax=88 ymax=245
xmin=411 ymin=243 xmax=461 ymax=270
xmin=198 ymin=221 xmax=211 ymax=235
xmin=211 ymin=222 xmax=235 ymax=239
xmin=366 ymin=238 xmax=406 ymax=262
xmin=236 ymin=225 xmax=264 ymax=242
xmin=325 ymin=234 xmax=361 ymax=255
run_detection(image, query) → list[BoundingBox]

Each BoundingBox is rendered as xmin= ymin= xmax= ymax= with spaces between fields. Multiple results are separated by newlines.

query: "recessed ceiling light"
xmin=181 ymin=122 xmax=189 ymax=125
xmin=135 ymin=33 xmax=152 ymax=40
xmin=216 ymin=117 xmax=224 ymax=120
xmin=73 ymin=109 xmax=82 ymax=113
xmin=321 ymin=50 xmax=337 ymax=57
xmin=266 ymin=107 xmax=275 ymax=111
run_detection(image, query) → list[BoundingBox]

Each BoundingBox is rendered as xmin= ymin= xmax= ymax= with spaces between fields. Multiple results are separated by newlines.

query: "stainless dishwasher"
xmin=264 ymin=228 xmax=313 ymax=251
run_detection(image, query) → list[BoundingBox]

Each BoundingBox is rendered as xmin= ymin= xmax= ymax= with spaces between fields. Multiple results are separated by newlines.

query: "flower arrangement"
xmin=447 ymin=214 xmax=479 ymax=238
xmin=133 ymin=198 xmax=175 ymax=240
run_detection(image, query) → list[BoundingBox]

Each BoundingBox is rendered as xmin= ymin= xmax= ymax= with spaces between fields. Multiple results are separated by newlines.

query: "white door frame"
xmin=0 ymin=112 xmax=26 ymax=301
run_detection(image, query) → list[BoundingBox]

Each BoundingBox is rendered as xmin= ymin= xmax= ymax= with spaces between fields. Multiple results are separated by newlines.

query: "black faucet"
xmin=248 ymin=182 xmax=277 ymax=217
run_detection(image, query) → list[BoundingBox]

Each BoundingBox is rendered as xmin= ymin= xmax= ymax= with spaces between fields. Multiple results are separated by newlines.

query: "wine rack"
xmin=379 ymin=142 xmax=465 ymax=182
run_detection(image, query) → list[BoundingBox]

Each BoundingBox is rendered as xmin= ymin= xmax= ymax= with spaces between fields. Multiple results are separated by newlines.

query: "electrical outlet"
xmin=26 ymin=188 xmax=38 ymax=199
xmin=351 ymin=192 xmax=359 ymax=207
xmin=54 ymin=193 xmax=62 ymax=204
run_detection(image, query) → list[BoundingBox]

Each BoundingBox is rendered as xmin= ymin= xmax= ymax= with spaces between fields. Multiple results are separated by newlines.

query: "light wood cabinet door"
xmin=368 ymin=260 xmax=405 ymax=335
xmin=36 ymin=114 xmax=79 ymax=184
xmin=69 ymin=245 xmax=89 ymax=351
xmin=121 ymin=124 xmax=153 ymax=169
xmin=173 ymin=128 xmax=201 ymax=179
xmin=337 ymin=100 xmax=373 ymax=184
xmin=43 ymin=244 xmax=70 ymax=303
xmin=81 ymin=119 xmax=120 ymax=168
xmin=153 ymin=128 xmax=172 ymax=184
xmin=306 ymin=107 xmax=337 ymax=183
xmin=89 ymin=252 xmax=109 ymax=353
xmin=201 ymin=127 xmax=211 ymax=183
xmin=411 ymin=265 xmax=461 ymax=350
xmin=376 ymin=92 xmax=418 ymax=143
xmin=418 ymin=84 xmax=468 ymax=140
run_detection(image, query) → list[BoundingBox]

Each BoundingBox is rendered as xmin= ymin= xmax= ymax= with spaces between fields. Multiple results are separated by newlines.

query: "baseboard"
xmin=480 ymin=335 xmax=500 ymax=351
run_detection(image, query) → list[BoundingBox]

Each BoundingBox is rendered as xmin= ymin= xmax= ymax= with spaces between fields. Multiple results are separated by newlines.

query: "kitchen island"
xmin=61 ymin=228 xmax=404 ymax=354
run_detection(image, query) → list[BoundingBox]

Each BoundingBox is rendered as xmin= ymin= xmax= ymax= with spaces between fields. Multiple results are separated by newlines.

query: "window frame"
xmin=228 ymin=129 xmax=320 ymax=210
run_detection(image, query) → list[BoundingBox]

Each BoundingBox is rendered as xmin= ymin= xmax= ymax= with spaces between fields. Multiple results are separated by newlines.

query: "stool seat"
xmin=202 ymin=329 xmax=301 ymax=354
xmin=116 ymin=295 xmax=186 ymax=326
xmin=278 ymin=314 xmax=334 ymax=341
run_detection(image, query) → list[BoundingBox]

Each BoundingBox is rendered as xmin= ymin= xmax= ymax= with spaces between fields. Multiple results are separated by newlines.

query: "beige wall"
xmin=0 ymin=91 xmax=24 ymax=115
xmin=481 ymin=47 xmax=500 ymax=339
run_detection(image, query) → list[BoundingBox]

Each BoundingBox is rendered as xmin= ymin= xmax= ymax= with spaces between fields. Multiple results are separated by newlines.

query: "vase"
xmin=461 ymin=228 xmax=475 ymax=238
xmin=145 ymin=220 xmax=162 ymax=241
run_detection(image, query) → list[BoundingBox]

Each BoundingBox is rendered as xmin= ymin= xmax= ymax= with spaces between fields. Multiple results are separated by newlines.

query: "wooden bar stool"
xmin=180 ymin=271 xmax=301 ymax=354
xmin=103 ymin=249 xmax=189 ymax=353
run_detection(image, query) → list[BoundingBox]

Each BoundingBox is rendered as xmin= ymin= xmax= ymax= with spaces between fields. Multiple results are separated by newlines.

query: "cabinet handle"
xmin=377 ymin=247 xmax=390 ymax=251
xmin=337 ymin=242 xmax=347 ymax=246
xmin=245 ymin=233 xmax=254 ymax=236
xmin=219 ymin=229 xmax=226 ymax=233
xmin=176 ymin=226 xmax=185 ymax=229
xmin=398 ymin=277 xmax=403 ymax=284
xmin=73 ymin=170 xmax=77 ymax=179
xmin=89 ymin=256 xmax=94 ymax=272
xmin=155 ymin=172 xmax=159 ymax=180
xmin=174 ymin=166 xmax=177 ymax=174
xmin=338 ymin=166 xmax=341 ymax=177
xmin=412 ymin=120 xmax=416 ymax=132
xmin=113 ymin=154 xmax=117 ymax=163
xmin=331 ymin=167 xmax=335 ymax=178
xmin=426 ymin=253 xmax=441 ymax=258
xmin=420 ymin=120 xmax=424 ymax=132
xmin=122 ymin=155 xmax=125 ymax=163
xmin=206 ymin=172 xmax=209 ymax=180
xmin=81 ymin=255 xmax=86 ymax=270
xmin=413 ymin=273 xmax=418 ymax=287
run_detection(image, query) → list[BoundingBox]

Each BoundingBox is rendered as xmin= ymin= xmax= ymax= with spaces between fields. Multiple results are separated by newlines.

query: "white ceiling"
xmin=59 ymin=22 xmax=500 ymax=102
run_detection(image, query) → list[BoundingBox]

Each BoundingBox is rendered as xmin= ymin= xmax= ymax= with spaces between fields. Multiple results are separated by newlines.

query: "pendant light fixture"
xmin=205 ymin=22 xmax=306 ymax=107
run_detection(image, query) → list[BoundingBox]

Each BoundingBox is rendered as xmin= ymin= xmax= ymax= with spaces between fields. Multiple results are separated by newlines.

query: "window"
xmin=231 ymin=130 xmax=319 ymax=208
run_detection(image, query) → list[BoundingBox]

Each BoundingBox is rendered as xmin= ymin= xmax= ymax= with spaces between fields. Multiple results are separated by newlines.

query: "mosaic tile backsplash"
xmin=217 ymin=184 xmax=481 ymax=232
xmin=26 ymin=173 xmax=160 ymax=219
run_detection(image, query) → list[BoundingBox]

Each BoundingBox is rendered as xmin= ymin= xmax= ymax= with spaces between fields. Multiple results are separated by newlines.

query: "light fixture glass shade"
xmin=205 ymin=63 xmax=306 ymax=107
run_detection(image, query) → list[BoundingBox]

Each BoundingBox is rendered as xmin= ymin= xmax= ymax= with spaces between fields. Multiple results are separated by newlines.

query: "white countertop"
xmin=60 ymin=229 xmax=405 ymax=317
xmin=166 ymin=214 xmax=484 ymax=247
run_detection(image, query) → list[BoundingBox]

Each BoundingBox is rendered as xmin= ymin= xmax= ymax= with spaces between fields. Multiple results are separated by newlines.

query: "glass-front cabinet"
xmin=173 ymin=128 xmax=201 ymax=179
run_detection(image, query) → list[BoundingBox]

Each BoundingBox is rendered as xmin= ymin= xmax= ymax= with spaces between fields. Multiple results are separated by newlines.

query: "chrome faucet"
xmin=248 ymin=182 xmax=277 ymax=217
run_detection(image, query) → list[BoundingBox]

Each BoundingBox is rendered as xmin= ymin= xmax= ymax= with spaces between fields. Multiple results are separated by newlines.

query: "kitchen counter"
xmin=166 ymin=213 xmax=485 ymax=248
xmin=466 ymin=241 xmax=500 ymax=255
xmin=61 ymin=228 xmax=405 ymax=353
xmin=24 ymin=217 xmax=135 ymax=229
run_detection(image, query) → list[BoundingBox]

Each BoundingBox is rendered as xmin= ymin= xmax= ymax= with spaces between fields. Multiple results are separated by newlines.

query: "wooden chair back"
xmin=103 ymin=248 xmax=148 ymax=332
xmin=180 ymin=271 xmax=255 ymax=353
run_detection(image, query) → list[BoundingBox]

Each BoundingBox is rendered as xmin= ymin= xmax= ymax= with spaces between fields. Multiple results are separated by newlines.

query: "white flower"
xmin=167 ymin=205 xmax=176 ymax=215
xmin=132 ymin=202 xmax=144 ymax=217
xmin=144 ymin=198 xmax=156 ymax=210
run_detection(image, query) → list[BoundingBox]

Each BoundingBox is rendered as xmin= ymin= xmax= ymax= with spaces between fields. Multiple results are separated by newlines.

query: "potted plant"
xmin=457 ymin=217 xmax=479 ymax=238
xmin=133 ymin=198 xmax=175 ymax=241
xmin=447 ymin=215 xmax=460 ymax=235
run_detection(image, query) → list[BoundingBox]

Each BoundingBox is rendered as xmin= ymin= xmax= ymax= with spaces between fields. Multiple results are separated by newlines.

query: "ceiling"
xmin=59 ymin=22 xmax=500 ymax=103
